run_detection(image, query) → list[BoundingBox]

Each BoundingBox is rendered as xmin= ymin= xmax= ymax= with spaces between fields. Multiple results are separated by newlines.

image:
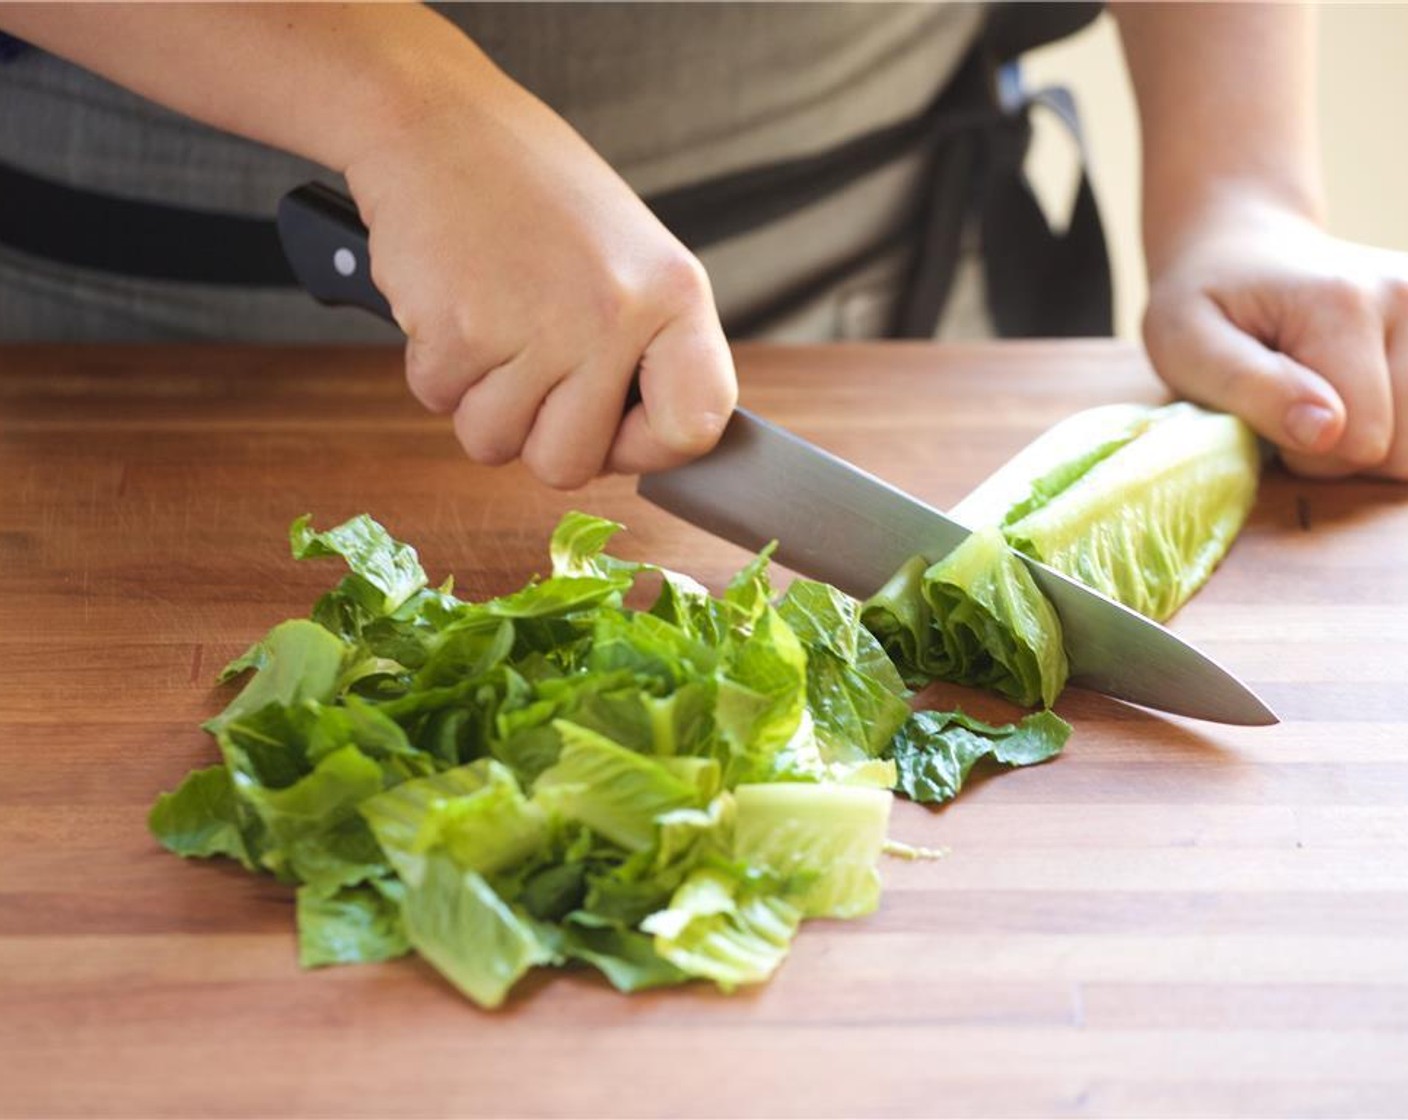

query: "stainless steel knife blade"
xmin=638 ymin=408 xmax=1277 ymax=726
xmin=272 ymin=183 xmax=1273 ymax=726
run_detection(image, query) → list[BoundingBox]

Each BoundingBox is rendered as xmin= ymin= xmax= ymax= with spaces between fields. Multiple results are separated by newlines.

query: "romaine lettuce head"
xmin=1000 ymin=403 xmax=1260 ymax=621
xmin=949 ymin=403 xmax=1155 ymax=530
xmin=862 ymin=527 xmax=1067 ymax=708
xmin=861 ymin=401 xmax=1259 ymax=711
xmin=955 ymin=402 xmax=1261 ymax=622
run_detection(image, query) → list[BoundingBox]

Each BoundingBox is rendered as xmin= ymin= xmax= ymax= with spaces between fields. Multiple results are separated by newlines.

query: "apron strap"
xmin=0 ymin=91 xmax=1000 ymax=290
xmin=0 ymin=157 xmax=295 ymax=285
xmin=896 ymin=50 xmax=1113 ymax=340
xmin=980 ymin=78 xmax=1114 ymax=338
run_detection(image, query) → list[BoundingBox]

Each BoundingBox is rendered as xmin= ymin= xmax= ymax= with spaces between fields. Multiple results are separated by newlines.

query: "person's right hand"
xmin=0 ymin=4 xmax=733 ymax=490
xmin=343 ymin=46 xmax=736 ymax=489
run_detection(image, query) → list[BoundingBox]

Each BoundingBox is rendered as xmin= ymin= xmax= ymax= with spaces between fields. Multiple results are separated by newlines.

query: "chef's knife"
xmin=276 ymin=181 xmax=1277 ymax=727
xmin=639 ymin=412 xmax=1276 ymax=725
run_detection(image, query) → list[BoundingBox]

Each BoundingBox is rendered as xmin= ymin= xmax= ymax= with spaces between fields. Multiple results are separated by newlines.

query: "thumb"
xmin=607 ymin=306 xmax=737 ymax=476
xmin=1147 ymin=295 xmax=1346 ymax=456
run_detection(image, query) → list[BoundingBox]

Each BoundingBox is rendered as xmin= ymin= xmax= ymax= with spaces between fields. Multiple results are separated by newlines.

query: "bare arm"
xmin=1113 ymin=2 xmax=1407 ymax=479
xmin=0 ymin=3 xmax=468 ymax=179
xmin=0 ymin=3 xmax=736 ymax=488
xmin=1115 ymin=2 xmax=1322 ymax=270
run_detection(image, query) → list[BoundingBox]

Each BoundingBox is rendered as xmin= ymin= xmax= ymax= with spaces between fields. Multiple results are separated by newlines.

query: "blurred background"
xmin=1024 ymin=4 xmax=1408 ymax=341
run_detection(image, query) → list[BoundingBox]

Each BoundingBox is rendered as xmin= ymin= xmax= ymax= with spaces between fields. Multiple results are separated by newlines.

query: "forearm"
xmin=0 ymin=2 xmax=493 ymax=173
xmin=0 ymin=3 xmax=735 ymax=485
xmin=1112 ymin=2 xmax=1324 ymax=272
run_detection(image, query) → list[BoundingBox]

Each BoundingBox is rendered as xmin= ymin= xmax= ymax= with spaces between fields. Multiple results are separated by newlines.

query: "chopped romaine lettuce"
xmin=862 ymin=402 xmax=1259 ymax=713
xmin=862 ymin=527 xmax=1067 ymax=708
xmin=887 ymin=708 xmax=1070 ymax=804
xmin=151 ymin=510 xmax=1096 ymax=1007
xmin=152 ymin=512 xmax=932 ymax=1008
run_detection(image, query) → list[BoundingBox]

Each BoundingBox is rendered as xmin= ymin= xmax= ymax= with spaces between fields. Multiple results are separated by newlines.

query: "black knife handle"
xmin=276 ymin=182 xmax=394 ymax=323
xmin=277 ymin=180 xmax=644 ymax=410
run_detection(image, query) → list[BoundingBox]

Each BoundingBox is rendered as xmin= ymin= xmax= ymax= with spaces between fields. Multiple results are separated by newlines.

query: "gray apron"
xmin=0 ymin=3 xmax=1105 ymax=343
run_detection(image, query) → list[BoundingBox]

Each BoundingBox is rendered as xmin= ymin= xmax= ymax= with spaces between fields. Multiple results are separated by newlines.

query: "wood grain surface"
xmin=2 ymin=341 xmax=1407 ymax=1119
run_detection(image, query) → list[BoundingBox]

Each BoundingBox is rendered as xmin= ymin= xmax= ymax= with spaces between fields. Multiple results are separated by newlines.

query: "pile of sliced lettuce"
xmin=151 ymin=512 xmax=1066 ymax=1008
xmin=863 ymin=402 xmax=1261 ymax=704
xmin=149 ymin=402 xmax=1258 ymax=1007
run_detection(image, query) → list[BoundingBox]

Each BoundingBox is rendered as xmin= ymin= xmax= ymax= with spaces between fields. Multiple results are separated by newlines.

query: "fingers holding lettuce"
xmin=1114 ymin=4 xmax=1406 ymax=485
xmin=1141 ymin=196 xmax=1407 ymax=482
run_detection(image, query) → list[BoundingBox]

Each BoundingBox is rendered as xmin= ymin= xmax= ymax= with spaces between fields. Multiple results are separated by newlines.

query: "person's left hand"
xmin=1141 ymin=194 xmax=1408 ymax=480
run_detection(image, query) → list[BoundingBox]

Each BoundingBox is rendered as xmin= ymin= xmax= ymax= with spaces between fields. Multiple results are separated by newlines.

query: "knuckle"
xmin=1338 ymin=424 xmax=1394 ymax=468
xmin=452 ymin=406 xmax=520 ymax=467
xmin=406 ymin=327 xmax=504 ymax=415
xmin=670 ymin=407 xmax=731 ymax=455
xmin=1139 ymin=296 xmax=1200 ymax=382
xmin=651 ymin=249 xmax=711 ymax=310
xmin=523 ymin=448 xmax=594 ymax=491
xmin=1317 ymin=275 xmax=1373 ymax=321
xmin=588 ymin=272 xmax=633 ymax=332
xmin=451 ymin=301 xmax=477 ymax=345
xmin=589 ymin=249 xmax=710 ymax=337
xmin=461 ymin=437 xmax=519 ymax=468
xmin=403 ymin=339 xmax=454 ymax=413
xmin=1382 ymin=276 xmax=1408 ymax=319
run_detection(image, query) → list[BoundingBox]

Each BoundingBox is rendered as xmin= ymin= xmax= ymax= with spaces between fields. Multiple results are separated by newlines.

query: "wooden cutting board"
xmin=2 ymin=341 xmax=1407 ymax=1118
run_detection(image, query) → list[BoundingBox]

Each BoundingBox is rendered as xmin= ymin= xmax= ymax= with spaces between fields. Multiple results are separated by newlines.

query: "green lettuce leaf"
xmin=640 ymin=868 xmax=801 ymax=991
xmin=576 ymin=795 xmax=732 ymax=928
xmin=548 ymin=511 xmax=640 ymax=584
xmin=533 ymin=722 xmax=704 ymax=852
xmin=207 ymin=619 xmax=346 ymax=733
xmin=400 ymin=854 xmax=557 ymax=1009
xmin=558 ymin=923 xmax=691 ymax=993
xmin=888 ymin=708 xmax=1070 ymax=804
xmin=732 ymin=783 xmax=892 ymax=918
xmin=296 ymin=879 xmax=411 ymax=967
xmin=1000 ymin=403 xmax=1261 ymax=621
xmin=776 ymin=578 xmax=903 ymax=689
xmin=415 ymin=615 xmax=514 ymax=680
xmin=149 ymin=764 xmax=256 ymax=869
xmin=360 ymin=759 xmax=546 ymax=886
xmin=305 ymin=695 xmax=436 ymax=785
xmin=714 ymin=606 xmax=811 ymax=784
xmin=291 ymin=513 xmax=428 ymax=614
xmin=863 ymin=527 xmax=1067 ymax=708
xmin=649 ymin=568 xmax=730 ymax=646
xmin=777 ymin=579 xmax=911 ymax=764
xmin=235 ymin=742 xmax=387 ymax=892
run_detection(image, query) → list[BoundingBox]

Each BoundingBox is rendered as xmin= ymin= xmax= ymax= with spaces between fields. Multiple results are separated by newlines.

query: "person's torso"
xmin=0 ymin=3 xmax=986 ymax=341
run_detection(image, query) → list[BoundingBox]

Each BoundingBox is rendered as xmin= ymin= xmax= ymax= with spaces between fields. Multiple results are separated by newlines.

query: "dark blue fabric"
xmin=0 ymin=32 xmax=29 ymax=62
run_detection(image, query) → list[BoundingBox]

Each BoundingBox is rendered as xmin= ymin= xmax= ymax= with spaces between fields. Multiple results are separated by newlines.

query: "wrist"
xmin=1143 ymin=176 xmax=1326 ymax=278
xmin=298 ymin=8 xmax=504 ymax=175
